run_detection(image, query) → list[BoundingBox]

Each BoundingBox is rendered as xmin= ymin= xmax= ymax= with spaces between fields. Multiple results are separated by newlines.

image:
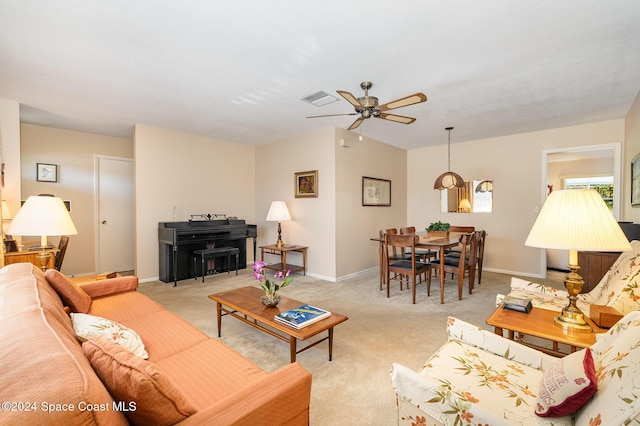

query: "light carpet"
xmin=138 ymin=269 xmax=562 ymax=426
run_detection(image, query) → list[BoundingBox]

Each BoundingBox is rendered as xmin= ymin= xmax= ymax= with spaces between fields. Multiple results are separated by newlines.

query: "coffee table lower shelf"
xmin=208 ymin=286 xmax=348 ymax=363
xmin=486 ymin=305 xmax=605 ymax=357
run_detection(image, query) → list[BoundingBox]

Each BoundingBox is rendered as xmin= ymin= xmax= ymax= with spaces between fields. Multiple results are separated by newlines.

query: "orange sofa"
xmin=0 ymin=263 xmax=311 ymax=425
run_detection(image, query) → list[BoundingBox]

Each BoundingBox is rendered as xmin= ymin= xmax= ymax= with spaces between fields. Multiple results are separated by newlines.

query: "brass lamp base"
xmin=37 ymin=250 xmax=50 ymax=271
xmin=275 ymin=222 xmax=284 ymax=248
xmin=554 ymin=264 xmax=592 ymax=333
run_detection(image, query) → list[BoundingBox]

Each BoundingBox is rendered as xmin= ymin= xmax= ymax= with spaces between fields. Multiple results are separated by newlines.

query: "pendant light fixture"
xmin=433 ymin=126 xmax=465 ymax=190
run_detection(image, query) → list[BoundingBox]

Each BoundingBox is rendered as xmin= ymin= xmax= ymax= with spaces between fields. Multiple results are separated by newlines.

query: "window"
xmin=564 ymin=176 xmax=614 ymax=209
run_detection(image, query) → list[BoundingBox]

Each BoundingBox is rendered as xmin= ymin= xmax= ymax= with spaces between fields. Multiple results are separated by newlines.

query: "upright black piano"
xmin=158 ymin=219 xmax=257 ymax=285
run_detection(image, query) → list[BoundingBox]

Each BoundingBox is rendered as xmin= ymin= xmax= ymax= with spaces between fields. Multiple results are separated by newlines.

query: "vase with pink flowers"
xmin=253 ymin=261 xmax=293 ymax=307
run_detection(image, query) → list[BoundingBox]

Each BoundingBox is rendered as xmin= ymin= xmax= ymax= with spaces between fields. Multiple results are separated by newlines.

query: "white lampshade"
xmin=525 ymin=189 xmax=630 ymax=252
xmin=266 ymin=201 xmax=291 ymax=222
xmin=458 ymin=198 xmax=472 ymax=210
xmin=8 ymin=195 xmax=77 ymax=247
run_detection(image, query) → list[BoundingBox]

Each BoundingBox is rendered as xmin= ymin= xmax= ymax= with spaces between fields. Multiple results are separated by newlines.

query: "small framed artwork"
xmin=36 ymin=163 xmax=58 ymax=182
xmin=362 ymin=176 xmax=391 ymax=206
xmin=632 ymin=154 xmax=640 ymax=206
xmin=294 ymin=170 xmax=318 ymax=198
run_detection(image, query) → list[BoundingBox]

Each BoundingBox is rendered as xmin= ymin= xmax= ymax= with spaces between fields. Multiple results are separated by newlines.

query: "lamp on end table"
xmin=525 ymin=189 xmax=631 ymax=332
xmin=7 ymin=195 xmax=77 ymax=270
xmin=266 ymin=201 xmax=291 ymax=248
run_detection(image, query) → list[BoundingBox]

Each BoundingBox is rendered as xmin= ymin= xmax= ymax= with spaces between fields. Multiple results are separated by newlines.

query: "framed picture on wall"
xmin=294 ymin=170 xmax=318 ymax=198
xmin=632 ymin=154 xmax=640 ymax=206
xmin=36 ymin=163 xmax=58 ymax=182
xmin=362 ymin=176 xmax=391 ymax=206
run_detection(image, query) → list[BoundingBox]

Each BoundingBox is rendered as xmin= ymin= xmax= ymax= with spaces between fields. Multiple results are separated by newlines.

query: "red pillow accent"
xmin=45 ymin=269 xmax=92 ymax=313
xmin=536 ymin=348 xmax=597 ymax=417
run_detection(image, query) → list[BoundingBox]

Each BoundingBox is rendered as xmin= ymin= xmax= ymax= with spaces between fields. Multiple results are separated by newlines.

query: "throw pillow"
xmin=71 ymin=313 xmax=149 ymax=359
xmin=83 ymin=338 xmax=196 ymax=425
xmin=45 ymin=269 xmax=92 ymax=313
xmin=536 ymin=348 xmax=597 ymax=417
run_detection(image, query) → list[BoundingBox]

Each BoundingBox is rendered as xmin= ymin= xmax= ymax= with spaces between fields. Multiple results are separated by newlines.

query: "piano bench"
xmin=193 ymin=247 xmax=240 ymax=283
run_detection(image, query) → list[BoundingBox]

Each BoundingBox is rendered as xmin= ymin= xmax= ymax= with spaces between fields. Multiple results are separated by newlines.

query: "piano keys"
xmin=158 ymin=219 xmax=257 ymax=285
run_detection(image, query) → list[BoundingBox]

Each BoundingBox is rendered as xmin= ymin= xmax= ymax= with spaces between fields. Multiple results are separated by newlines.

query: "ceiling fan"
xmin=307 ymin=81 xmax=427 ymax=130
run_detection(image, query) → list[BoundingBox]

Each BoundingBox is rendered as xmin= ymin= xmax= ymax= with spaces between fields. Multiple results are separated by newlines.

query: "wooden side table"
xmin=486 ymin=305 xmax=605 ymax=357
xmin=260 ymin=245 xmax=307 ymax=275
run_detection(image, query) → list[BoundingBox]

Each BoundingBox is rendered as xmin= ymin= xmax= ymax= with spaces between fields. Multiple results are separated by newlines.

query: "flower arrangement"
xmin=252 ymin=261 xmax=293 ymax=306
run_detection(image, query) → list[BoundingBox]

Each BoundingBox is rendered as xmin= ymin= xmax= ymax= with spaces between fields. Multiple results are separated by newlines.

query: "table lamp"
xmin=266 ymin=201 xmax=291 ymax=248
xmin=525 ymin=189 xmax=631 ymax=332
xmin=7 ymin=195 xmax=78 ymax=270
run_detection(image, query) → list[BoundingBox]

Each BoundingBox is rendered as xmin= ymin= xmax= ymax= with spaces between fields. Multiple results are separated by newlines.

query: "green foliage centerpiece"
xmin=426 ymin=221 xmax=450 ymax=238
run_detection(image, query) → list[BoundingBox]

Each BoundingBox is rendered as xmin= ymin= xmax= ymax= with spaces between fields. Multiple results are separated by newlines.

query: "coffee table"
xmin=486 ymin=305 xmax=606 ymax=357
xmin=208 ymin=286 xmax=348 ymax=363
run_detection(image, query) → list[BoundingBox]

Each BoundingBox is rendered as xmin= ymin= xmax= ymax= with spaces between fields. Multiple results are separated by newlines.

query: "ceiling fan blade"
xmin=306 ymin=113 xmax=358 ymax=118
xmin=336 ymin=90 xmax=362 ymax=107
xmin=348 ymin=117 xmax=365 ymax=130
xmin=378 ymin=93 xmax=427 ymax=111
xmin=377 ymin=113 xmax=416 ymax=125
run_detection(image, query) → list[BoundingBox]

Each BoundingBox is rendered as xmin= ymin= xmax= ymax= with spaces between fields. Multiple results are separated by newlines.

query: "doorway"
xmin=540 ymin=143 xmax=621 ymax=274
xmin=95 ymin=156 xmax=134 ymax=273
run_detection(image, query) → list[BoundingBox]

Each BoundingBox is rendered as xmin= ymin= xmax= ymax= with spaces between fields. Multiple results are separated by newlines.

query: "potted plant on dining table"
xmin=426 ymin=221 xmax=450 ymax=238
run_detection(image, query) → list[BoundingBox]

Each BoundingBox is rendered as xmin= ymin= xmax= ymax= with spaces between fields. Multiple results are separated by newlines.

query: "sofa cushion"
xmin=71 ymin=313 xmax=149 ymax=359
xmin=577 ymin=312 xmax=640 ymax=425
xmin=83 ymin=338 xmax=197 ymax=426
xmin=414 ymin=338 xmax=573 ymax=425
xmin=45 ymin=269 xmax=92 ymax=313
xmin=535 ymin=348 xmax=596 ymax=417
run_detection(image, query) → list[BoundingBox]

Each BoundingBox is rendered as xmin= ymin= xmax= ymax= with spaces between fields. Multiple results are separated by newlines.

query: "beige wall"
xmin=0 ymin=100 xmax=21 ymax=217
xmin=134 ymin=125 xmax=256 ymax=281
xmin=255 ymin=127 xmax=336 ymax=280
xmin=624 ymin=89 xmax=640 ymax=222
xmin=407 ymin=119 xmax=625 ymax=278
xmin=335 ymin=128 xmax=407 ymax=279
xmin=19 ymin=124 xmax=133 ymax=275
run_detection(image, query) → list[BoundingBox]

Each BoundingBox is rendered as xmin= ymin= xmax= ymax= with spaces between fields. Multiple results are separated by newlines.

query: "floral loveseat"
xmin=503 ymin=240 xmax=640 ymax=317
xmin=390 ymin=313 xmax=640 ymax=425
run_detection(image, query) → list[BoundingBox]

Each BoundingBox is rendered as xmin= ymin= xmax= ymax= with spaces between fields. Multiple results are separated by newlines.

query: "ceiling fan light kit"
xmin=306 ymin=81 xmax=427 ymax=131
xmin=434 ymin=127 xmax=465 ymax=190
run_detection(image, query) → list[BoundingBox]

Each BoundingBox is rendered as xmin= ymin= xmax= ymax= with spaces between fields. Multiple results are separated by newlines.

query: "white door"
xmin=97 ymin=156 xmax=134 ymax=273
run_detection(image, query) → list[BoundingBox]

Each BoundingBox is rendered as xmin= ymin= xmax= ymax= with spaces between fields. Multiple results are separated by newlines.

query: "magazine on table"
xmin=274 ymin=304 xmax=331 ymax=329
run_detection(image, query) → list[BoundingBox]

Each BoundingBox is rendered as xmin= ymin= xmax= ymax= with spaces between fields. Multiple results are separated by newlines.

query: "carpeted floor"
xmin=138 ymin=268 xmax=563 ymax=426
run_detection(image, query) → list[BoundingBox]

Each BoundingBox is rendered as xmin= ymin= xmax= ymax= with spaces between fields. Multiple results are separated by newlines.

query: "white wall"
xmin=255 ymin=127 xmax=336 ymax=280
xmin=134 ymin=125 xmax=255 ymax=281
xmin=408 ymin=119 xmax=625 ymax=278
xmin=335 ymin=128 xmax=407 ymax=278
xmin=19 ymin=124 xmax=133 ymax=275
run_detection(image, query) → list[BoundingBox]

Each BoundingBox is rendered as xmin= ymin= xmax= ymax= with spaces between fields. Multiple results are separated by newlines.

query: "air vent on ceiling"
xmin=300 ymin=90 xmax=339 ymax=107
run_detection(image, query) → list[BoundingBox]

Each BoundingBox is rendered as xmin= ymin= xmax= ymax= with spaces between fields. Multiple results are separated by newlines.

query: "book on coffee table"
xmin=502 ymin=295 xmax=533 ymax=313
xmin=274 ymin=304 xmax=331 ymax=329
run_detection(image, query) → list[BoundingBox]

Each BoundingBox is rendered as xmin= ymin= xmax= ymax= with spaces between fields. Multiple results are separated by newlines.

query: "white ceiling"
xmin=1 ymin=1 xmax=639 ymax=150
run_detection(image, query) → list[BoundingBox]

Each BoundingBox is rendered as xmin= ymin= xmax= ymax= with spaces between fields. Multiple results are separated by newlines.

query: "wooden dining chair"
xmin=427 ymin=232 xmax=477 ymax=303
xmin=400 ymin=226 xmax=436 ymax=262
xmin=54 ymin=236 xmax=69 ymax=271
xmin=449 ymin=226 xmax=475 ymax=233
xmin=446 ymin=229 xmax=487 ymax=286
xmin=385 ymin=233 xmax=430 ymax=304
xmin=474 ymin=230 xmax=487 ymax=285
xmin=379 ymin=228 xmax=408 ymax=291
xmin=445 ymin=225 xmax=476 ymax=257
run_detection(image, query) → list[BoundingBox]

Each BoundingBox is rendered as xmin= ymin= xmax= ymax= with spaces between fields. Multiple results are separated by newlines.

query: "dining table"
xmin=372 ymin=231 xmax=462 ymax=303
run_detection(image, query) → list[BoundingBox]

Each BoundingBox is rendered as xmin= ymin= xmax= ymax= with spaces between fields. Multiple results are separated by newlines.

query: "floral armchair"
xmin=502 ymin=240 xmax=640 ymax=316
xmin=391 ymin=313 xmax=640 ymax=425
